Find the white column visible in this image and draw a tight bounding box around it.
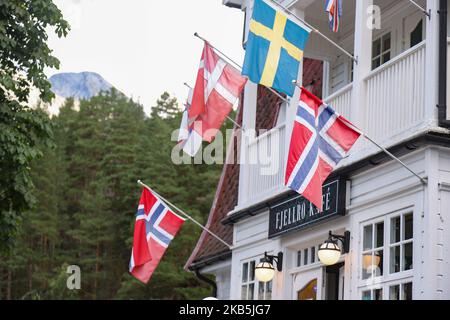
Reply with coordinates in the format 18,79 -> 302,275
351,0 -> 373,131
420,148 -> 441,299
418,0 -> 441,299
424,0 -> 440,123
238,82 -> 258,206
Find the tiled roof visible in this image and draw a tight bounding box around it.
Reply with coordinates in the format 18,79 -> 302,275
185,96 -> 243,270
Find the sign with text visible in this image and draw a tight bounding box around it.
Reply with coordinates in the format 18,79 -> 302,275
268,178 -> 346,239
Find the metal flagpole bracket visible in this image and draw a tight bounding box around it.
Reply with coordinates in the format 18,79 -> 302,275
408,0 -> 431,19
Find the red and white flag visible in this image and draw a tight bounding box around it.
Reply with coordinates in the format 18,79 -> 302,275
285,88 -> 361,210
129,188 -> 185,283
178,88 -> 193,144
181,42 -> 247,156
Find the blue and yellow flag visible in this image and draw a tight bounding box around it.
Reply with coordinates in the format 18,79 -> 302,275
242,0 -> 311,97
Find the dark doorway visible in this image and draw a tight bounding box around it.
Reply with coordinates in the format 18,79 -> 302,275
410,20 -> 423,48
325,262 -> 344,300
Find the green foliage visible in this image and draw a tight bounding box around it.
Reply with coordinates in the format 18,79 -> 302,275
0,0 -> 70,103
0,103 -> 54,250
0,0 -> 69,252
0,91 -> 228,299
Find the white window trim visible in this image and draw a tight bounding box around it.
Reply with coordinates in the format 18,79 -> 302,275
240,256 -> 273,301
357,208 -> 414,300
372,31 -> 393,70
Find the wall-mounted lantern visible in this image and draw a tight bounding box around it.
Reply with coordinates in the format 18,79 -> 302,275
255,252 -> 283,283
318,231 -> 350,266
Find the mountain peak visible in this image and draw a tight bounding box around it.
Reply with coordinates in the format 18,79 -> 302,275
49,72 -> 113,100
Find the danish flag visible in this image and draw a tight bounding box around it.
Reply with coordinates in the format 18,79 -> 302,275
129,188 -> 185,284
181,42 -> 247,156
285,88 -> 361,211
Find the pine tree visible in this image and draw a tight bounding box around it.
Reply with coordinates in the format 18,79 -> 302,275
0,90 -> 230,300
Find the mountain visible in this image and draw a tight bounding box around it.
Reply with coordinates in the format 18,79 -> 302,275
49,72 -> 113,100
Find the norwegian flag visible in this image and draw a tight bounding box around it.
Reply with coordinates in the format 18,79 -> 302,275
181,42 -> 247,156
285,88 -> 360,211
129,188 -> 185,284
325,0 -> 342,33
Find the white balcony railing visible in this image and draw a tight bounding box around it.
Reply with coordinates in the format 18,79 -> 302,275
364,42 -> 426,143
325,83 -> 354,121
241,43 -> 427,208
246,124 -> 286,204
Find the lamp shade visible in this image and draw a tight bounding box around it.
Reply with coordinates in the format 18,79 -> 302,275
362,252 -> 381,270
318,241 -> 341,266
255,261 -> 275,283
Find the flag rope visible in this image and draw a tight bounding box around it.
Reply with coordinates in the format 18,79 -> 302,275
292,81 -> 428,186
194,32 -> 289,104
137,180 -> 233,249
268,0 -> 357,63
183,82 -> 243,129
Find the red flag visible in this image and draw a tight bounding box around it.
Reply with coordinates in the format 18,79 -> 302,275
285,88 -> 360,210
129,188 -> 185,283
181,43 -> 247,156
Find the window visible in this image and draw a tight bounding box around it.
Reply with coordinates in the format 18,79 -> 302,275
296,251 -> 302,267
372,33 -> 391,70
410,20 -> 423,48
295,243 -> 321,268
360,211 -> 414,300
389,213 -> 413,273
298,279 -> 318,300
389,282 -> 413,300
361,221 -> 384,279
310,247 -> 316,264
241,259 -> 272,300
362,288 -> 383,301
241,260 -> 256,300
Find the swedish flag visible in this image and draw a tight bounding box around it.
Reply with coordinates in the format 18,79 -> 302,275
242,0 -> 311,97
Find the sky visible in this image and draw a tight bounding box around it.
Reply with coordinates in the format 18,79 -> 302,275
47,0 -> 245,115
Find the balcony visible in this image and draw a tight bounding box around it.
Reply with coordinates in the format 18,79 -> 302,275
238,42 -> 428,207
234,0 -> 441,210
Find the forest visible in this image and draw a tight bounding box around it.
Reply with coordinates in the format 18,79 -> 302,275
0,89 -> 231,300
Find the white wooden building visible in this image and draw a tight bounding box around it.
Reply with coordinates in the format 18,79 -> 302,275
186,0 -> 450,300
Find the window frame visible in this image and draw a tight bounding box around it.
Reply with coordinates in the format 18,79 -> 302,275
296,244 -> 321,268
240,257 -> 273,301
358,208 -> 415,300
371,32 -> 392,70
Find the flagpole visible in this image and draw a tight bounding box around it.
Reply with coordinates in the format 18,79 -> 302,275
183,82 -> 243,129
356,133 -> 428,185
268,0 -> 358,63
137,180 -> 233,249
408,0 -> 431,18
194,32 -> 289,104
291,81 -> 427,185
